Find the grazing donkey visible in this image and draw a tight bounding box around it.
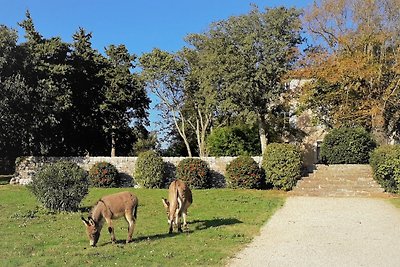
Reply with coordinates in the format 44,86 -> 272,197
162,180 -> 193,234
81,191 -> 138,247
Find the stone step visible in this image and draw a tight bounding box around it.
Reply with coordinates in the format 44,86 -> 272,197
290,164 -> 389,198
288,189 -> 389,198
296,184 -> 383,191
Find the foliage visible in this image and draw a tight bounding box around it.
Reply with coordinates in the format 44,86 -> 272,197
207,125 -> 261,156
176,158 -> 210,189
101,44 -> 150,156
134,150 -> 165,188
0,13 -> 149,158
225,156 -> 264,189
140,49 -> 195,157
1,185 -> 284,267
320,127 -> 376,164
132,131 -> 159,156
298,0 -> 400,144
187,6 -> 303,153
28,161 -> 88,212
262,143 -> 302,191
370,145 -> 400,193
88,161 -> 119,187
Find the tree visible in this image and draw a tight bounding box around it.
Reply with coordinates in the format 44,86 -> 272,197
140,49 -> 195,156
298,0 -> 400,144
0,12 -> 150,159
68,28 -> 108,155
101,44 -> 149,156
186,6 -> 303,153
15,11 -> 74,155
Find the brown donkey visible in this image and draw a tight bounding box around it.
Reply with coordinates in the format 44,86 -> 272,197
81,191 -> 138,246
162,180 -> 193,234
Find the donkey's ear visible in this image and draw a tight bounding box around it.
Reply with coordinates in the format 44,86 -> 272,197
81,216 -> 89,226
162,198 -> 169,208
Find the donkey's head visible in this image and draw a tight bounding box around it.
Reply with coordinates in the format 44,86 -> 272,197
162,198 -> 173,225
81,216 -> 101,247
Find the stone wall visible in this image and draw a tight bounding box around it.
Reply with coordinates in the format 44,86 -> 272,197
11,156 -> 263,187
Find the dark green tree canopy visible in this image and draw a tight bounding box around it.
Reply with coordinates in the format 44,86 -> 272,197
0,12 -> 150,160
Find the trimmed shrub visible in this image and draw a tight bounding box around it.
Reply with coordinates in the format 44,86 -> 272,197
29,161 -> 88,212
370,145 -> 400,193
176,158 -> 210,189
89,161 -> 119,187
320,127 -> 376,164
207,125 -> 261,156
134,150 -> 165,188
225,156 -> 264,189
263,143 -> 302,191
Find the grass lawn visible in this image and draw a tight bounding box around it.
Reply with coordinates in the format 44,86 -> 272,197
0,185 -> 285,267
388,197 -> 400,208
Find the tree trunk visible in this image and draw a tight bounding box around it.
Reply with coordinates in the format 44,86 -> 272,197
258,114 -> 268,154
111,130 -> 116,157
172,114 -> 192,157
371,109 -> 388,145
183,137 -> 193,157
189,109 -> 212,158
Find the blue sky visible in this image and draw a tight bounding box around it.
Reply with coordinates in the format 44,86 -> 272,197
1,0 -> 312,134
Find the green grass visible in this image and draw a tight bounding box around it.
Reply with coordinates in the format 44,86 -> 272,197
0,185 -> 285,266
388,197 -> 400,208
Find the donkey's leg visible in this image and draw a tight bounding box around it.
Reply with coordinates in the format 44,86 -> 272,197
105,218 -> 116,244
176,209 -> 183,233
168,220 -> 173,234
176,198 -> 183,233
182,211 -> 188,229
125,210 -> 136,243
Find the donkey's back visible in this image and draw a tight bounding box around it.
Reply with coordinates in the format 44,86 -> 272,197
101,191 -> 138,219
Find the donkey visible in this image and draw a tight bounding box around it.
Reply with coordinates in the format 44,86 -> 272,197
162,180 -> 193,234
81,191 -> 138,247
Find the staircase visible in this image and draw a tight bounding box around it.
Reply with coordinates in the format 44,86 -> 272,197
290,164 -> 389,198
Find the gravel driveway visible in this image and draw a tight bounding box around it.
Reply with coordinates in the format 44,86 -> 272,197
228,197 -> 400,267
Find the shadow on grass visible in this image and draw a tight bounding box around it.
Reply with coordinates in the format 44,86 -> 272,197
191,218 -> 242,230
99,232 -> 181,246
98,218 -> 242,246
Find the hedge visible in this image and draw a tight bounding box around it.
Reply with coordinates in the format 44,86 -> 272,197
370,145 -> 400,193
262,143 -> 302,191
320,127 -> 376,164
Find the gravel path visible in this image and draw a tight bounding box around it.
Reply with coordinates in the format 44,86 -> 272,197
228,197 -> 400,267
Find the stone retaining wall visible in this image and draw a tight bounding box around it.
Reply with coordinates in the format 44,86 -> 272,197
11,156 -> 263,187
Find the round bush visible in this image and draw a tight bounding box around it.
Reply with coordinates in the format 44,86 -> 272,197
262,143 -> 302,191
89,161 -> 119,187
29,161 -> 89,212
226,156 -> 264,189
134,150 -> 165,188
320,127 -> 376,164
176,158 -> 210,189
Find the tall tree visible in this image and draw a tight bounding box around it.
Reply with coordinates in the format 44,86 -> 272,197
101,44 -> 149,156
69,28 -> 108,155
1,12 -> 150,159
17,11 -> 74,155
299,0 -> 400,144
187,6 -> 303,153
140,48 -> 195,156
